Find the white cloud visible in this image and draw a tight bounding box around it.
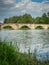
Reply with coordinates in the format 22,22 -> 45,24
14,0 -> 49,15
21,10 -> 27,13
1,0 -> 49,14
42,4 -> 49,10
42,0 -> 49,4
26,2 -> 42,12
15,3 -> 24,8
3,0 -> 16,4
23,0 -> 30,3
14,0 -> 30,8
0,0 -> 49,22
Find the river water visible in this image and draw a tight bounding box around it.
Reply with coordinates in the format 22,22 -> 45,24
0,30 -> 49,60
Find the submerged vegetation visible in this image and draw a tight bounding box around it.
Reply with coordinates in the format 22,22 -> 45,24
0,41 -> 49,65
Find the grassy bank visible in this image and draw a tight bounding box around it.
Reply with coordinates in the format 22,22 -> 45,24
0,41 -> 49,65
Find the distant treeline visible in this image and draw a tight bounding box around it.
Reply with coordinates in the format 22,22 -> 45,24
4,12 -> 49,24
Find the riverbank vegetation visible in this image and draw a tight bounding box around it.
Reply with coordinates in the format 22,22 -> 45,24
4,12 -> 49,24
0,41 -> 49,65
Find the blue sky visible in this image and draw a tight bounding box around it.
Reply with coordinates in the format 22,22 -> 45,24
31,0 -> 43,3
16,0 -> 43,3
0,0 -> 49,23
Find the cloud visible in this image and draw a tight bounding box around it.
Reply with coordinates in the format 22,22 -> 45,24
0,0 -> 15,11
26,2 -> 42,12
3,0 -> 15,4
15,3 -> 24,8
42,0 -> 49,4
14,0 -> 49,16
0,0 -> 49,22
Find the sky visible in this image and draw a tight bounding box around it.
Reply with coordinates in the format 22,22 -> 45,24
0,0 -> 49,23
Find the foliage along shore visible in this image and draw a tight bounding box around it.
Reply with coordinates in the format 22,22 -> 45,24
0,41 -> 49,65
4,12 -> 49,24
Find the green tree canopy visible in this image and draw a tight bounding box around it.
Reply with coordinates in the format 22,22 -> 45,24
4,12 -> 49,24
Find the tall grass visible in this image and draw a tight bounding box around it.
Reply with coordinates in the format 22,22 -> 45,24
0,41 -> 49,65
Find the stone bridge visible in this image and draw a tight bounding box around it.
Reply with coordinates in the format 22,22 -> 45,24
0,24 -> 49,30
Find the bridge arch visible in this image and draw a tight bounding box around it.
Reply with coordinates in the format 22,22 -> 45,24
18,24 -> 31,29
1,24 -> 18,30
35,26 -> 44,29
19,25 -> 30,30
1,24 -> 49,30
3,26 -> 13,30
47,27 -> 49,29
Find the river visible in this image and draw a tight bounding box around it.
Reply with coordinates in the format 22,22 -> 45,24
0,30 -> 49,60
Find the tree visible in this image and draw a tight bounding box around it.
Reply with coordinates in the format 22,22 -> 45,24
35,17 -> 43,24
42,13 -> 48,24
4,18 -> 8,23
47,12 -> 49,17
22,14 -> 33,23
4,12 -> 49,24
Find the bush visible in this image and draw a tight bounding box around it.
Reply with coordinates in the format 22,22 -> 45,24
0,41 -> 20,65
